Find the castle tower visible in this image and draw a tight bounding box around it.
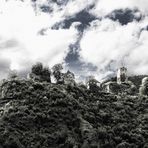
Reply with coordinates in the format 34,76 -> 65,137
117,67 -> 128,84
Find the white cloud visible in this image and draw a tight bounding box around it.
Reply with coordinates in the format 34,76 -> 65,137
91,0 -> 131,17
1,0 -> 148,81
91,0 -> 148,17
64,0 -> 95,16
128,29 -> 148,75
0,0 -> 78,78
80,18 -> 148,80
130,0 -> 148,13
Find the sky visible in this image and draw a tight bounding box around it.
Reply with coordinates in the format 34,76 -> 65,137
0,0 -> 148,81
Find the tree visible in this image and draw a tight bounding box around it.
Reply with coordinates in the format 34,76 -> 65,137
31,62 -> 43,75
41,67 -> 51,83
52,64 -> 63,72
30,62 -> 51,83
52,64 -> 64,84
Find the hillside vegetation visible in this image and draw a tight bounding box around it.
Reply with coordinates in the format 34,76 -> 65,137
0,77 -> 148,148
0,63 -> 147,148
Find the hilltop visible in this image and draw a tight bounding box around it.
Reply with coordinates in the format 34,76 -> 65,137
0,77 -> 148,148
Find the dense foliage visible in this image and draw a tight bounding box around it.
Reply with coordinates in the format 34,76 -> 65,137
0,77 -> 148,148
30,62 -> 51,83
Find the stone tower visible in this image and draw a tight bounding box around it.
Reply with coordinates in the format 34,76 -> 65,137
117,67 -> 128,84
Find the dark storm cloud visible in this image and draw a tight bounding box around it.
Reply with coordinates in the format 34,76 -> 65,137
107,8 -> 142,25
51,10 -> 97,30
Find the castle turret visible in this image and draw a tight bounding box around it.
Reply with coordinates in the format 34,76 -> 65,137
117,67 -> 128,84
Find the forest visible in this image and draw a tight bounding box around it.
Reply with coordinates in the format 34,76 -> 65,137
0,63 -> 148,148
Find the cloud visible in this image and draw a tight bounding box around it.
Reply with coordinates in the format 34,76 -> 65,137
79,17 -> 148,80
0,57 -> 11,79
63,0 -> 96,17
50,0 -> 148,81
107,8 -> 142,25
91,0 -> 148,18
0,0 -> 78,78
128,29 -> 148,75
0,39 -> 19,49
51,10 -> 97,30
1,0 -> 148,81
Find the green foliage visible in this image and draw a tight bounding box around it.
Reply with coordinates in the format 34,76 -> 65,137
41,67 -> 51,83
0,76 -> 148,147
52,63 -> 63,72
52,63 -> 63,84
31,62 -> 43,75
31,62 -> 51,83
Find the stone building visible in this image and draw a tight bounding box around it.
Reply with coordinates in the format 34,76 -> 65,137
139,77 -> 148,95
102,66 -> 136,94
117,67 -> 128,84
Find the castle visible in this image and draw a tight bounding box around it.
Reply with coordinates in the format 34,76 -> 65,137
117,67 -> 128,84
102,66 -> 136,94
